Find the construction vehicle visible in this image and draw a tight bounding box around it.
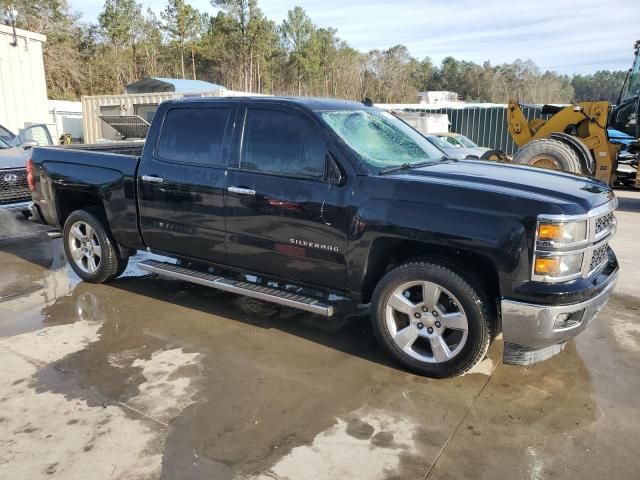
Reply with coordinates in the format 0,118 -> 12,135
507,40 -> 640,188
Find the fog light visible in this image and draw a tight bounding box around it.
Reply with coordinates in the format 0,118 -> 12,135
553,310 -> 584,330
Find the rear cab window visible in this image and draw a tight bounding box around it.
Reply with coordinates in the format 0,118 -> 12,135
157,107 -> 231,166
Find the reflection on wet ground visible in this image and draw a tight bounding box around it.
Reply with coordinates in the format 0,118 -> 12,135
1,224 -> 639,480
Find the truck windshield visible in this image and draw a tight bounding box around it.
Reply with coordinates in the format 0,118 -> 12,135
319,110 -> 444,170
621,49 -> 640,103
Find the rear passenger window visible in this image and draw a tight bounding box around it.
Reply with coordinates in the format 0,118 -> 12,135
157,108 -> 229,166
241,109 -> 325,177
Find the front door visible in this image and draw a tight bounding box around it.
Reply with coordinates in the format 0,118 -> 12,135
138,103 -> 236,264
225,105 -> 351,289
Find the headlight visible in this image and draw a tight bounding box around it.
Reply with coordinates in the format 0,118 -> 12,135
534,252 -> 584,279
537,220 -> 587,246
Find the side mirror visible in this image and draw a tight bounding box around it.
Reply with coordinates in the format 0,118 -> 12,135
325,154 -> 344,185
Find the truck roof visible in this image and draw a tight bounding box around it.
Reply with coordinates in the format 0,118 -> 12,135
163,96 -> 373,112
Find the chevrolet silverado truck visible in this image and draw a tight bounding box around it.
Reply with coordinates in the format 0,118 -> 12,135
28,97 -> 619,378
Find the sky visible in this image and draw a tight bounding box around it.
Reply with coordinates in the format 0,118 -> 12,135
69,0 -> 640,75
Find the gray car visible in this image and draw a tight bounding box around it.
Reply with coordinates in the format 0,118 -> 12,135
0,123 -> 52,213
426,133 -> 498,160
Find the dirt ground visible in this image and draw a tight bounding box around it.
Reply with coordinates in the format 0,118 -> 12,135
0,191 -> 639,480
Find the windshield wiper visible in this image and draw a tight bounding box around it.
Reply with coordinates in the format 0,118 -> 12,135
379,160 -> 437,175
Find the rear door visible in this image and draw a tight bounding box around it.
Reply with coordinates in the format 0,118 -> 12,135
224,104 -> 351,289
138,102 -> 236,264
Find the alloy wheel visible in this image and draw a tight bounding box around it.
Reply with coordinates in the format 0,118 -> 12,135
384,280 -> 469,363
68,221 -> 102,274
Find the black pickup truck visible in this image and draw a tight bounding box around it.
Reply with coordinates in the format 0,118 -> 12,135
28,97 -> 619,378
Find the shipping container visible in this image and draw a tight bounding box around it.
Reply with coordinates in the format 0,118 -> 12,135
82,89 -> 267,144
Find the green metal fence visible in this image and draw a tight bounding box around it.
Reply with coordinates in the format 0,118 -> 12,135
399,105 -> 550,156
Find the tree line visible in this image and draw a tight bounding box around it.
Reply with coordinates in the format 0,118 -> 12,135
1,0 -> 628,105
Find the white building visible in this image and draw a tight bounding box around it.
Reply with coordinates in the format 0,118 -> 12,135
418,91 -> 461,104
0,23 -> 49,133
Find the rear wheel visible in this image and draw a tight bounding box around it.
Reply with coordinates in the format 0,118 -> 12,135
512,138 -> 583,173
371,260 -> 492,378
63,208 -> 125,283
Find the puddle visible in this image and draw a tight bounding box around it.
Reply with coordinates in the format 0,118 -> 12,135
0,320 -> 163,479
243,407 -> 423,480
129,348 -> 202,423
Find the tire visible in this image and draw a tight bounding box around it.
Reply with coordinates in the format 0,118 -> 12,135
370,260 -> 493,378
63,207 -> 125,283
114,254 -> 130,278
512,138 -> 583,173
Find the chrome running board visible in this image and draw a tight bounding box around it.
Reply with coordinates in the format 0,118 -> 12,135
138,259 -> 334,317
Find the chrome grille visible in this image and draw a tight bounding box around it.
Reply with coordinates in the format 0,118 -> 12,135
589,243 -> 609,273
595,212 -> 615,236
0,168 -> 30,205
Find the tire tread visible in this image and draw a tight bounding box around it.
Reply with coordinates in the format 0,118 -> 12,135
512,138 -> 583,173
371,260 -> 493,378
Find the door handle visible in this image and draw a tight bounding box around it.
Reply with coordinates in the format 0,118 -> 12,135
142,175 -> 163,183
228,186 -> 256,196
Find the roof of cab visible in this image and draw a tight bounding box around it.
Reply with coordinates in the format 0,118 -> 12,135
164,96 -> 372,111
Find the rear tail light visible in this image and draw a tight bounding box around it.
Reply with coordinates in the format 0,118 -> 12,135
26,158 -> 35,191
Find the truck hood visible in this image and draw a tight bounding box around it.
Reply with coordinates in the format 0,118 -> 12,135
0,146 -> 30,170
388,159 -> 613,214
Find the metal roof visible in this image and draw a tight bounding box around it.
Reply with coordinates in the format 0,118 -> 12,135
125,77 -> 225,94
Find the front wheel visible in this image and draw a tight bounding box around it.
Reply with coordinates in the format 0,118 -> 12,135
371,261 -> 493,378
63,208 -> 127,283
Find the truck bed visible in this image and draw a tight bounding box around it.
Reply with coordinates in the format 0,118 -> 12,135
53,141 -> 145,157
30,143 -> 143,248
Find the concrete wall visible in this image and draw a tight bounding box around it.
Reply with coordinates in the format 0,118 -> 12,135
0,24 -> 48,133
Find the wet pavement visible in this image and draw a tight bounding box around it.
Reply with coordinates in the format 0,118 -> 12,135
1,192 -> 639,480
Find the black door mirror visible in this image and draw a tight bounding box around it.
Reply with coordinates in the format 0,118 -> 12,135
325,153 -> 344,185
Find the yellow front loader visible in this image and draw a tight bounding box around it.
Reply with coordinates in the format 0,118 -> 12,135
506,40 -> 640,188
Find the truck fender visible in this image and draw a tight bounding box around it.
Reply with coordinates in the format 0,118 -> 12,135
549,132 -> 595,175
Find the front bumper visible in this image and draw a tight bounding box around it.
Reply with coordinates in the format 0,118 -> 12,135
501,270 -> 618,365
0,200 -> 31,213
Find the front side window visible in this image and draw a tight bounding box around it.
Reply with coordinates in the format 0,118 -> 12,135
241,109 -> 325,177
319,110 -> 444,170
157,107 -> 230,166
